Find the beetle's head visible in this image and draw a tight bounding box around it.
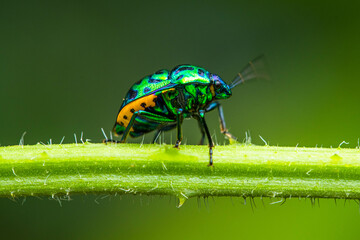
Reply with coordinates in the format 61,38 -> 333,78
211,74 -> 232,99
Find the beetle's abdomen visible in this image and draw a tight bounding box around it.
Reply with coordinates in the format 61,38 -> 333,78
113,94 -> 158,135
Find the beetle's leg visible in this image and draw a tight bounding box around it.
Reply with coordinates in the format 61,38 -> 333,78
206,101 -> 237,142
120,111 -> 140,143
198,110 -> 214,166
121,110 -> 174,143
152,123 -> 177,144
174,109 -> 183,149
103,139 -> 121,144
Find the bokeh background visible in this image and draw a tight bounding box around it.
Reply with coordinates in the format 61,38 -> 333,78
1,0 -> 360,239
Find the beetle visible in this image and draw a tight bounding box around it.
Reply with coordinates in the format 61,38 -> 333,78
105,56 -> 266,166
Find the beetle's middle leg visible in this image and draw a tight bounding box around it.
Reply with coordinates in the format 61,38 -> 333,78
206,101 -> 237,142
198,110 -> 214,166
174,109 -> 183,149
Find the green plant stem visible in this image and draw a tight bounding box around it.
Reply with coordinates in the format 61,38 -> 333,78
1,143 -> 360,206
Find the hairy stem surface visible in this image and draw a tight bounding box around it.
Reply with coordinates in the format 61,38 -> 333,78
1,143 -> 360,206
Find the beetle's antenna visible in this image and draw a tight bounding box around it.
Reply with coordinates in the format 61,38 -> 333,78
230,55 -> 270,89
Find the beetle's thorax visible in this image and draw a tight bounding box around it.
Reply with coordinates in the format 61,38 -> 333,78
161,84 -> 214,117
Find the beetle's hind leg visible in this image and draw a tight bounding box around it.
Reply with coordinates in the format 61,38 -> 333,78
103,139 -> 122,144
102,127 -> 122,144
206,101 -> 237,143
109,110 -> 174,144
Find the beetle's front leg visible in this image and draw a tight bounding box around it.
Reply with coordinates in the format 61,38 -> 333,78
174,108 -> 183,149
206,101 -> 237,143
198,109 -> 214,166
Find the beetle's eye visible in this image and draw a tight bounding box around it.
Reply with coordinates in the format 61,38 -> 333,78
215,80 -> 221,89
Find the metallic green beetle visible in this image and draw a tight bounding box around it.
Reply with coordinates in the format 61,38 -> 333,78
106,56 -> 266,166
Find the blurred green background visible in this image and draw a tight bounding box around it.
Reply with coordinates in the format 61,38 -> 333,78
1,0 -> 360,239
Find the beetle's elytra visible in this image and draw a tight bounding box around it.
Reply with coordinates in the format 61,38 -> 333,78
105,56 -> 266,166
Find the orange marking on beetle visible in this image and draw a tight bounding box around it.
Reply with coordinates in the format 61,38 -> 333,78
210,85 -> 215,97
116,94 -> 158,128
